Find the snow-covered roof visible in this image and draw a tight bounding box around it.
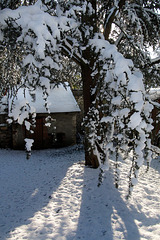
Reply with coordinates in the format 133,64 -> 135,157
0,84 -> 80,115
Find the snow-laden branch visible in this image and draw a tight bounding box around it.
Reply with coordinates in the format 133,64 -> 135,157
0,1 -> 83,69
85,36 -> 153,195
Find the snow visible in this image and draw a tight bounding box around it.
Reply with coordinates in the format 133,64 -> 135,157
128,74 -> 145,92
24,120 -> 31,131
111,96 -> 121,106
7,84 -> 80,117
0,146 -> 160,240
24,138 -> 34,152
128,112 -> 142,129
149,88 -> 160,100
0,84 -> 80,128
130,92 -> 143,103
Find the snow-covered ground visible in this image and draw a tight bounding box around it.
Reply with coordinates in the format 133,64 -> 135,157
0,146 -> 159,240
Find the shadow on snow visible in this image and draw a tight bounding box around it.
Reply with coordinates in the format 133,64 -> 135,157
0,147 -> 159,239
75,166 -> 140,240
0,147 -> 78,239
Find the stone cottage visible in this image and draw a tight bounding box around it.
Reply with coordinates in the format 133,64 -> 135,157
0,84 -> 80,149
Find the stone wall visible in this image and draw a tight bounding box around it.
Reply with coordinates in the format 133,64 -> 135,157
54,112 -> 77,147
0,111 -> 79,149
72,90 -> 84,134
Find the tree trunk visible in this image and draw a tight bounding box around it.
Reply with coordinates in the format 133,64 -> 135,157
80,0 -> 99,168
81,63 -> 99,168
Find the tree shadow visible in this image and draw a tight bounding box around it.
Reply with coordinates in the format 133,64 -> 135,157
0,148 -> 158,239
75,166 -> 140,240
0,148 -> 79,240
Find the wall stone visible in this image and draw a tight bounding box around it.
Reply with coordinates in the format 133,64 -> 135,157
12,124 -> 25,149
53,113 -> 77,147
72,90 -> 84,134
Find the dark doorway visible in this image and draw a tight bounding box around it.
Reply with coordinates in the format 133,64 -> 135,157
25,117 -> 46,149
55,132 -> 66,148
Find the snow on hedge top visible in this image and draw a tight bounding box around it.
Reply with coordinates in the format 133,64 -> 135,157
6,84 -> 80,117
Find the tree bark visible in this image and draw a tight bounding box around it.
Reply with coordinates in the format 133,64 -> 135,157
81,63 -> 99,168
80,0 -> 99,168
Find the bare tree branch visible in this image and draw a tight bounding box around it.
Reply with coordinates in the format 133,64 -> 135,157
115,31 -> 124,46
61,38 -> 86,66
104,0 -> 126,40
